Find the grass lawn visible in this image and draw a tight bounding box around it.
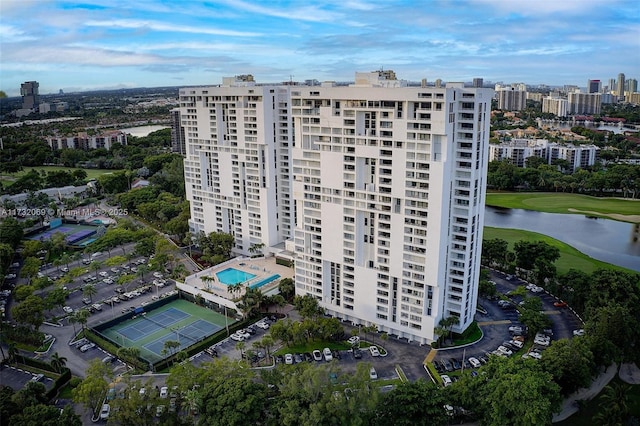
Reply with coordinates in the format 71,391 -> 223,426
557,377 -> 640,426
0,166 -> 122,186
486,192 -> 640,223
483,226 -> 636,275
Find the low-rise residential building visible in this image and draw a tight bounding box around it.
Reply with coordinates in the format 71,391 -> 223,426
46,130 -> 127,150
489,138 -> 599,171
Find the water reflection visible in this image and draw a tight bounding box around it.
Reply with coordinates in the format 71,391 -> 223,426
484,206 -> 640,272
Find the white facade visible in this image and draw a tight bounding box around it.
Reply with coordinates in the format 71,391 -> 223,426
542,97 -> 568,117
489,139 -> 599,171
46,131 -> 127,150
179,78 -> 294,256
291,77 -> 493,343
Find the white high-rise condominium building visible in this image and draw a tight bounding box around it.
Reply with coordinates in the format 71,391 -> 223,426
180,75 -> 294,254
291,72 -> 493,343
181,71 -> 492,344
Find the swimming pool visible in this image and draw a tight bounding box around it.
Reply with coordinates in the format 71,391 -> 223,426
250,274 -> 281,289
216,268 -> 257,285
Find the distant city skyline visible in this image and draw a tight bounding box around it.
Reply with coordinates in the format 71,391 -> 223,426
1,0 -> 639,97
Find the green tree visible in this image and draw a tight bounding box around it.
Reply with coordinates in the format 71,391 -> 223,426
452,356 -> 561,426
11,295 -> 45,330
89,260 -> 102,278
542,337 -> 595,396
21,257 -> 41,284
293,294 -> 325,319
14,285 -> 35,302
44,287 -> 67,312
374,379 -> 449,426
0,218 -> 23,248
278,278 -> 295,301
49,352 -> 67,373
593,382 -> 632,425
82,283 -> 97,303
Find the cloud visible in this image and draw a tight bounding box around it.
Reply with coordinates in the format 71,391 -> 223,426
84,19 -> 262,37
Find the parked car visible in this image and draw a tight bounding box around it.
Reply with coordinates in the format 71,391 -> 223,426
256,321 -> 269,330
497,346 -> 513,356
553,301 -> 567,308
441,375 -> 452,387
369,346 -> 380,357
230,333 -> 244,342
100,404 -> 110,420
347,336 -> 360,346
62,306 -> 73,314
468,357 -> 482,368
79,343 -> 96,352
323,347 -> 333,361
156,405 -> 165,417
284,353 -> 293,365
450,358 -> 461,370
440,359 -> 453,372
369,367 -> 378,380
160,386 -> 168,398
353,349 -> 363,359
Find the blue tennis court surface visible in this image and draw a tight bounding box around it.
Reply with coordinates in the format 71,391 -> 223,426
144,319 -> 221,356
117,307 -> 189,341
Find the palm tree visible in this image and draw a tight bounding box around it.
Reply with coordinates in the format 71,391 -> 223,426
68,313 -> 78,335
90,260 -> 102,278
235,341 -> 245,358
83,283 -> 97,303
7,342 -> 18,365
594,382 -> 631,425
260,335 -> 274,363
75,309 -> 89,331
50,352 -> 67,373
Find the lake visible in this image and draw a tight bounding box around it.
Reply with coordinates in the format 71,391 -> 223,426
119,125 -> 170,137
484,206 -> 640,272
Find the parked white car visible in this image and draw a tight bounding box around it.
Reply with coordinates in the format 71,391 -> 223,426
62,306 -> 73,314
497,346 -> 513,356
160,386 -> 168,398
100,404 -> 110,420
347,336 -> 360,346
441,375 -> 452,387
256,321 -> 269,330
468,357 -> 482,368
323,347 -> 333,361
369,346 -> 380,357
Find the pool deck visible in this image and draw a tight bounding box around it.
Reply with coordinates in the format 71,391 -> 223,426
184,256 -> 294,300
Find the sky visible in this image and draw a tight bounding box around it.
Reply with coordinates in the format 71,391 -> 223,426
1,0 -> 639,96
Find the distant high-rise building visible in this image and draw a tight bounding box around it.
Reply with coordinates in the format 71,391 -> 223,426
497,86 -> 527,111
568,92 -> 601,115
473,78 -> 483,88
587,79 -> 601,93
608,78 -> 617,93
20,81 -> 40,110
617,73 -> 625,98
626,79 -> 638,94
170,108 -> 186,155
542,96 -> 568,117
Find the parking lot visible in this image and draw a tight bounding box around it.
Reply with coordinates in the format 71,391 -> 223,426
431,269 -> 584,379
0,364 -> 55,392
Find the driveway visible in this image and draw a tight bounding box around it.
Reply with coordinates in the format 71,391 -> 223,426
431,269 -> 584,374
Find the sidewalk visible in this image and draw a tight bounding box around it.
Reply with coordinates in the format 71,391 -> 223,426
552,363 -> 618,423
619,362 -> 640,384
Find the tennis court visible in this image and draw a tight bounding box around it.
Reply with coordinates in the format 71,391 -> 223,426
99,299 -> 235,363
